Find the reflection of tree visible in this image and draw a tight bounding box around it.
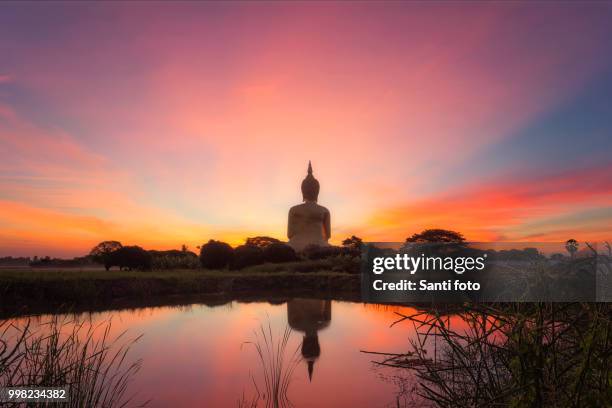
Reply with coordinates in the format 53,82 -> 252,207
364,304 -> 611,407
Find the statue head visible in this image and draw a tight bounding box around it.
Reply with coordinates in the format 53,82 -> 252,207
301,332 -> 321,381
301,161 -> 320,202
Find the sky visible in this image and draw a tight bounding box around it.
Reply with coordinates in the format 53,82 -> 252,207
1,1 -> 611,257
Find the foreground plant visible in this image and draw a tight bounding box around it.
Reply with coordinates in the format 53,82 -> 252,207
0,316 -> 146,407
368,303 -> 611,407
242,322 -> 300,408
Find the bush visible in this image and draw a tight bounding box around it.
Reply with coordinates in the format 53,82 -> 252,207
262,242 -> 297,263
200,240 -> 233,269
230,245 -> 264,270
302,244 -> 346,260
107,246 -> 152,271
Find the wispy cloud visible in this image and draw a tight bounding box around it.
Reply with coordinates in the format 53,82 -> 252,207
1,2 -> 611,255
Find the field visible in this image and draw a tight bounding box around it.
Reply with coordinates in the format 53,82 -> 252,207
0,261 -> 360,317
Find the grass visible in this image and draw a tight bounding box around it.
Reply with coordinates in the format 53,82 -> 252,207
368,303 -> 612,407
0,257 -> 356,280
0,263 -> 360,317
0,316 -> 146,408
241,322 -> 301,408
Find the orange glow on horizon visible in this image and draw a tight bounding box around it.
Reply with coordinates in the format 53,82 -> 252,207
1,2 -> 611,256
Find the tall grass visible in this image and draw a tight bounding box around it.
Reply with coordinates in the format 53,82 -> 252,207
242,322 -> 300,408
0,316 -> 146,407
369,303 -> 611,407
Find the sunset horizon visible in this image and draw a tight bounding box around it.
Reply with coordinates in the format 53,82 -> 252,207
2,2 -> 612,257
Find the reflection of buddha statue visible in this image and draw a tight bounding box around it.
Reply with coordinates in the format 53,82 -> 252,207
287,161 -> 331,252
287,298 -> 332,381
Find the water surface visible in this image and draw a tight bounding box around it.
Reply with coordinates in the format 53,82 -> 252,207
6,299 -> 432,407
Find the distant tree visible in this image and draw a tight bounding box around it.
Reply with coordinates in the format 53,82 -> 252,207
245,236 -> 281,248
565,239 -> 579,259
89,241 -> 123,270
402,229 -> 466,256
405,229 -> 466,243
262,242 -> 297,263
605,241 -> 611,257
200,240 -> 234,269
107,246 -> 151,271
342,235 -> 363,251
181,244 -> 189,252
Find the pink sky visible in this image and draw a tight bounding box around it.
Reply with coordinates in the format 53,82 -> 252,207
1,2 -> 611,256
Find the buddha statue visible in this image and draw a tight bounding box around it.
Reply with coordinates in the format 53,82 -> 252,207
287,298 -> 332,382
287,161 -> 331,252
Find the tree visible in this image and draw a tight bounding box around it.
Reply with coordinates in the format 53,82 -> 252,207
405,229 -> 466,243
402,229 -> 467,256
245,236 -> 281,248
342,235 -> 363,251
107,246 -> 152,271
89,241 -> 123,270
565,239 -> 579,259
230,245 -> 264,270
200,240 -> 234,269
605,241 -> 611,257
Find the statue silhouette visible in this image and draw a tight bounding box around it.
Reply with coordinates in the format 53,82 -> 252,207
287,161 -> 331,251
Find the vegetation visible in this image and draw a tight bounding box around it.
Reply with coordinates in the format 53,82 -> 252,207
149,249 -> 199,269
367,303 -> 612,407
106,246 -> 152,271
231,245 -> 264,270
0,265 -> 360,316
342,235 -> 363,251
405,229 -> 466,244
241,323 -> 300,408
200,240 -> 234,269
89,241 -> 123,270
566,238 -> 579,259
261,242 -> 297,263
244,236 -> 281,248
0,317 -> 145,408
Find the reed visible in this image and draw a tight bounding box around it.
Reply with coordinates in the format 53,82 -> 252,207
0,316 -> 146,407
243,322 -> 300,408
369,303 -> 611,407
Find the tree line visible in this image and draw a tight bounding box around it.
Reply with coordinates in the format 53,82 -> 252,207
2,229 -> 606,270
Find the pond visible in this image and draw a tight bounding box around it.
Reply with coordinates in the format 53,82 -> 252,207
3,299 -> 430,407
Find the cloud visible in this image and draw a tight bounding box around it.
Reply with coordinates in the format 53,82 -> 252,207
359,164 -> 612,242
1,3 -> 612,254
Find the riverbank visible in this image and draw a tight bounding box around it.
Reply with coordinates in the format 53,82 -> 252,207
0,263 -> 361,317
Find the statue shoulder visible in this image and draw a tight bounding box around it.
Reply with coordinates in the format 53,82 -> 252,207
289,204 -> 305,213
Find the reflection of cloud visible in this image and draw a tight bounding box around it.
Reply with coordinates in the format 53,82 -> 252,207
0,74 -> 12,83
